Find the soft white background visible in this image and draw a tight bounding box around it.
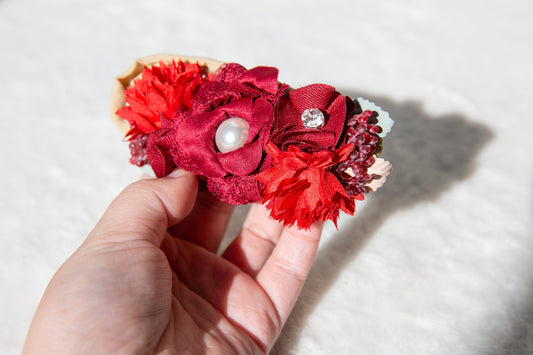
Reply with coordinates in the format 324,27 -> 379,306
1,0 -> 532,354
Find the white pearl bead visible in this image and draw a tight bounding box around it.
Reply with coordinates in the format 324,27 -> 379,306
215,117 -> 249,153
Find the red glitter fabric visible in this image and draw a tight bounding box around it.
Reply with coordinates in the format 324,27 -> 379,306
116,60 -> 207,139
256,142 -> 359,229
270,84 -> 355,152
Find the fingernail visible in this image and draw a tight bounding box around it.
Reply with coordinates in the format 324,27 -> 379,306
168,169 -> 187,178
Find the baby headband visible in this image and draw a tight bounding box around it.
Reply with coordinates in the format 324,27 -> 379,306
110,55 -> 393,229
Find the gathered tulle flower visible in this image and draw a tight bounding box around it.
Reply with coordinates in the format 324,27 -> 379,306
116,60 -> 208,139
270,84 -> 356,152
256,142 -> 360,229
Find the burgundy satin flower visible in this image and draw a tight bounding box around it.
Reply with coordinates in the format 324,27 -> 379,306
173,96 -> 274,204
270,84 -> 356,152
144,64 -> 288,204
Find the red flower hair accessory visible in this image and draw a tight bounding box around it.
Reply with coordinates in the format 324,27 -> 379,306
111,55 -> 394,230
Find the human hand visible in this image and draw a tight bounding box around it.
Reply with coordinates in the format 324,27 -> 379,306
23,170 -> 323,354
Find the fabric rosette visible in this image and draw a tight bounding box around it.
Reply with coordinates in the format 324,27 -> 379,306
173,97 -> 274,204
270,84 -> 356,152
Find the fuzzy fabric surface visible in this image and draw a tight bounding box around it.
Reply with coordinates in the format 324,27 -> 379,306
1,0 -> 532,354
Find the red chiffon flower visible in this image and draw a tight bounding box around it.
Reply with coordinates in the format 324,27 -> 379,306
116,60 -> 208,139
172,97 -> 274,204
256,142 -> 361,229
270,84 -> 356,152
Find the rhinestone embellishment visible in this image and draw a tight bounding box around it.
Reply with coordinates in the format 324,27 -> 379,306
301,108 -> 325,128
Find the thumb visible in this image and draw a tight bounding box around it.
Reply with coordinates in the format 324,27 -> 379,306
86,170 -> 198,247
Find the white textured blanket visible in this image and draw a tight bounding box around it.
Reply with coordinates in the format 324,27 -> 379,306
1,0 -> 532,353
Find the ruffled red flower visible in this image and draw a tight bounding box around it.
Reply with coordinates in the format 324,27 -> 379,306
256,142 -> 361,229
270,84 -> 356,152
116,60 -> 208,139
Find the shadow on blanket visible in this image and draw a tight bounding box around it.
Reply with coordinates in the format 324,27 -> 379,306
271,93 -> 494,353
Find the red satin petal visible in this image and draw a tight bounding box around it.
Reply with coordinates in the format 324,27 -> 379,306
289,84 -> 338,113
177,110 -> 227,177
215,96 -> 253,119
217,138 -> 264,176
146,134 -> 175,178
247,98 -> 273,142
272,95 -> 299,132
322,94 -> 347,147
238,66 -> 280,94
